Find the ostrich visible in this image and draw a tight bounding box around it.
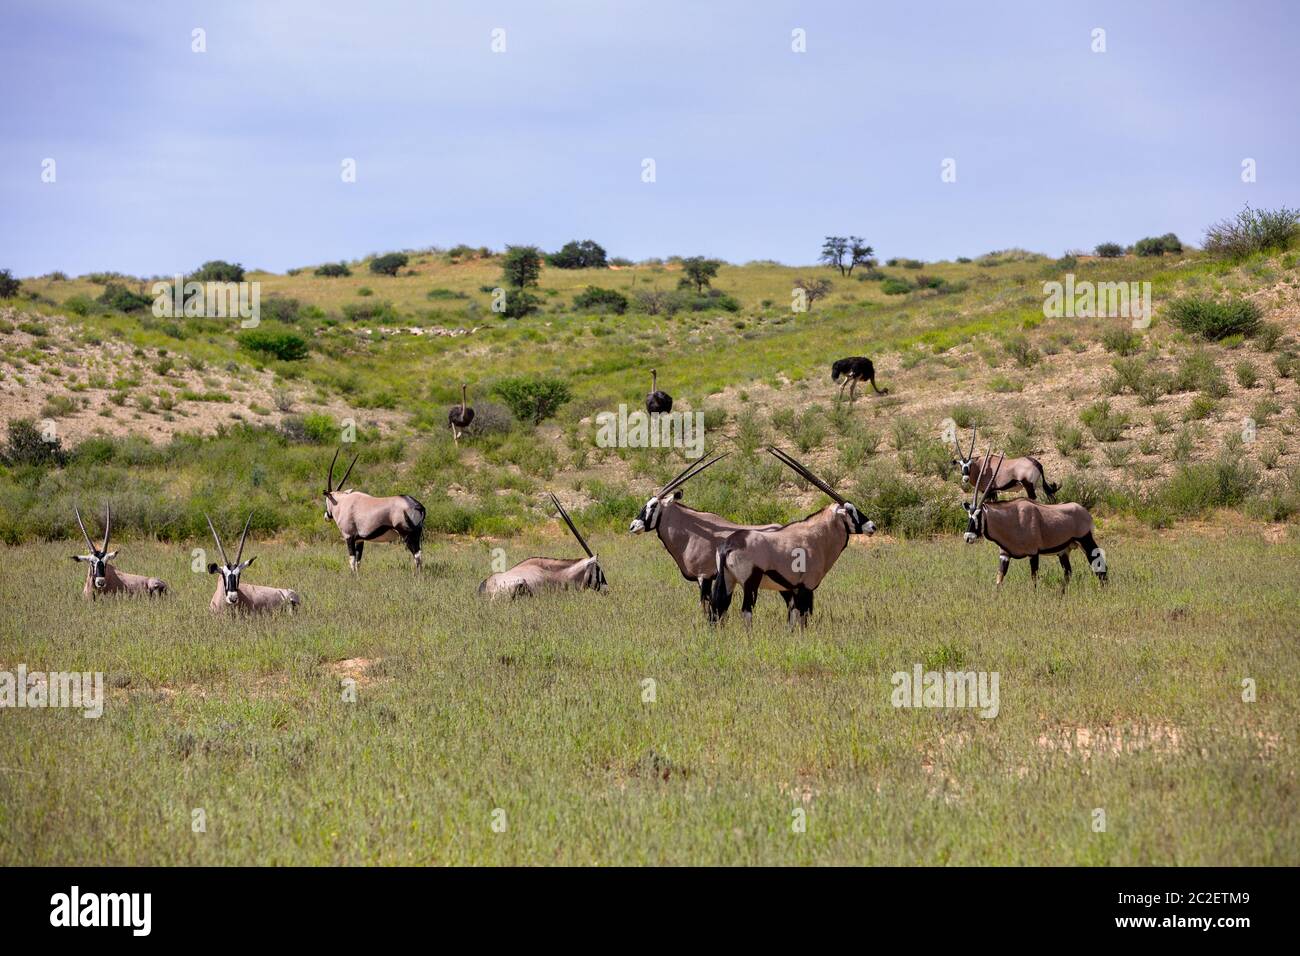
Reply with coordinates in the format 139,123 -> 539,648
645,369 -> 673,414
448,383 -> 475,444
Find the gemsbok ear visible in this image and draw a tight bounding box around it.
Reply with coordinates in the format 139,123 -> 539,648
241,556 -> 257,568
672,490 -> 683,500
207,563 -> 219,574
71,554 -> 86,562
106,550 -> 119,559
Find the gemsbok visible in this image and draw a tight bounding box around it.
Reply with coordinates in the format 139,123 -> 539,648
831,356 -> 888,401
962,450 -> 1107,589
645,368 -> 673,414
951,427 -> 1059,502
478,493 -> 608,598
70,504 -> 168,598
322,448 -> 427,571
206,512 -> 301,613
710,447 -> 875,627
629,453 -> 782,616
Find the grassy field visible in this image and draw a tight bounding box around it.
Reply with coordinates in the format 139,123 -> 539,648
2,525 -> 1295,865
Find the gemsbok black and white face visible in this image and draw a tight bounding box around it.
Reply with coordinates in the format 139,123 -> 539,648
70,505 -> 118,589
952,425 -> 978,484
629,489 -> 682,534
206,513 -> 256,606
836,501 -> 876,536
962,450 -> 1003,543
322,447 -> 358,520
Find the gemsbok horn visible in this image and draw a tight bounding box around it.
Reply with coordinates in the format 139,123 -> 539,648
952,426 -> 1059,502
710,447 -> 875,627
70,504 -> 168,598
206,512 -> 301,613
628,453 -> 782,616
478,493 -> 608,599
323,448 -> 427,571
962,449 -> 1106,589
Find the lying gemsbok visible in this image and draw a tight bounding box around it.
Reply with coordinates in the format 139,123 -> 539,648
628,453 -> 781,616
206,512 -> 301,614
322,448 -> 426,571
951,426 -> 1059,502
962,450 -> 1107,589
710,447 -> 875,627
70,504 -> 168,598
478,493 -> 608,598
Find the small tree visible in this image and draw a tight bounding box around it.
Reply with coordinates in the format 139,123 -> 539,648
820,237 -> 848,275
1094,242 -> 1124,258
847,237 -> 875,276
4,418 -> 66,467
678,256 -> 721,294
501,290 -> 542,319
795,277 -> 832,312
0,269 -> 21,298
314,262 -> 351,277
369,253 -> 409,276
548,240 -> 608,269
192,260 -> 245,282
501,245 -> 543,289
492,376 -> 572,425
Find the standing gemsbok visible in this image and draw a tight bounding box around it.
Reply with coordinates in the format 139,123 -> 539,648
70,504 -> 168,598
322,448 -> 426,571
951,426 -> 1059,502
206,512 -> 300,613
629,453 -> 782,616
478,493 -> 608,598
710,447 -> 875,627
962,450 -> 1107,589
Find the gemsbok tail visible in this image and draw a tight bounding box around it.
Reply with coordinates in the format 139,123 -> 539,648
1028,457 -> 1059,499
709,545 -> 734,620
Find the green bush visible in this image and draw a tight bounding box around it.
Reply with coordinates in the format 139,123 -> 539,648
97,283 -> 153,313
314,262 -> 351,277
4,419 -> 67,467
0,269 -> 21,298
492,376 -> 572,425
548,240 -> 607,270
1203,204 -> 1300,259
1094,242 -> 1124,258
1166,295 -> 1261,340
191,260 -> 245,282
1080,400 -> 1128,442
369,253 -> 409,276
237,328 -> 309,361
880,278 -> 912,295
572,286 -> 629,315
1134,233 -> 1182,257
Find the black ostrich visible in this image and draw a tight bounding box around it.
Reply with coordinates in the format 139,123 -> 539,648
645,368 -> 673,414
830,357 -> 888,402
448,383 -> 475,444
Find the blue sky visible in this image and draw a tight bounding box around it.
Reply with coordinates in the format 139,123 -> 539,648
2,0 -> 1296,275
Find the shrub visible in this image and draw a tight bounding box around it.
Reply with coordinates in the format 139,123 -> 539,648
548,240 -> 608,270
1234,360 -> 1259,389
465,400 -> 515,436
314,262 -> 351,277
4,418 -> 66,466
342,300 -> 398,322
1169,350 -> 1227,396
1255,322 -> 1284,352
1094,242 -> 1123,258
0,269 -> 21,298
1080,400 -> 1128,442
492,376 -> 572,425
1134,234 -> 1181,257
1102,327 -> 1142,356
880,278 -> 912,295
259,296 -> 301,324
1166,295 -> 1261,340
63,294 -> 94,316
501,290 -> 543,319
369,253 -> 409,276
1159,456 -> 1258,517
426,288 -> 468,301
1203,204 -> 1300,259
237,328 -> 309,361
1002,334 -> 1039,368
97,283 -> 153,313
191,260 -> 245,282
572,286 -> 629,315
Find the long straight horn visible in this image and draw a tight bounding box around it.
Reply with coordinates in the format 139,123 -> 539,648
102,503 -> 111,551
967,426 -> 977,460
549,493 -> 593,558
74,505 -> 96,552
657,452 -> 729,497
336,454 -> 358,491
767,446 -> 846,504
326,447 -> 341,493
970,446 -> 989,509
234,511 -> 254,565
205,514 -> 230,567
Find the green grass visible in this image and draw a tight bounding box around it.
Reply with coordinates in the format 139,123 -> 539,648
1,529 -> 1295,865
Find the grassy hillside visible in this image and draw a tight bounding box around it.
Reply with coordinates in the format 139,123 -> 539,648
2,241 -> 1299,545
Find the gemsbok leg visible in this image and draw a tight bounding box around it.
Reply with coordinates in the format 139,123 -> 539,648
1079,532 -> 1107,584
1058,552 -> 1073,591
1029,554 -> 1039,587
404,524 -> 423,570
996,553 -> 1010,587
